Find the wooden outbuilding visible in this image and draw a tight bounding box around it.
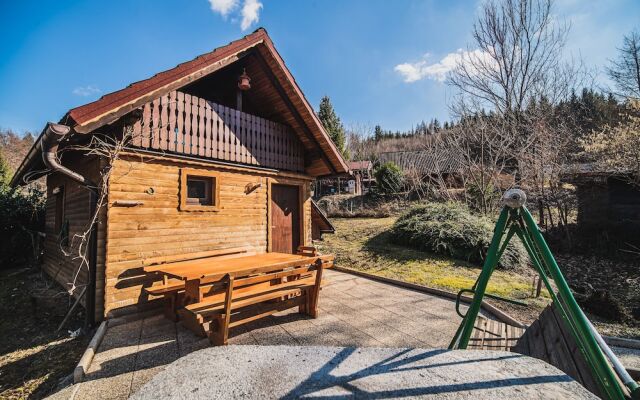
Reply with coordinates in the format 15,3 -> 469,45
314,160 -> 373,197
10,28 -> 348,323
378,149 -> 464,188
562,168 -> 640,254
564,170 -> 640,228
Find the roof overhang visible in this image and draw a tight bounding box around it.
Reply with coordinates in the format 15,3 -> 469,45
12,28 -> 348,185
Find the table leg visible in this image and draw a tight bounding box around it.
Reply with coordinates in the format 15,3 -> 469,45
184,279 -> 202,304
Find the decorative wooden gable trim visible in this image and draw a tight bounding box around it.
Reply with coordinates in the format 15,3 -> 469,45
64,28 -> 348,176
129,91 -> 305,172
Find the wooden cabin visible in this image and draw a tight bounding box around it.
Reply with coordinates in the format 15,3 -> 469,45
314,161 -> 373,197
10,28 -> 349,323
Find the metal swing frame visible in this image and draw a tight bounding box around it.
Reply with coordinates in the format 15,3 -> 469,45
448,189 -> 639,400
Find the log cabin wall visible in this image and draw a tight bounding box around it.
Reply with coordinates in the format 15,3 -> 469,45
43,156 -> 107,322
103,153 -> 312,318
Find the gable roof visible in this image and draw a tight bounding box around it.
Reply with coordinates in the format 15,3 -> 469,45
66,30 -> 264,130
348,160 -> 372,171
378,149 -> 463,174
12,28 -> 348,185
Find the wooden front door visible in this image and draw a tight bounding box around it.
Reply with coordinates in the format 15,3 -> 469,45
271,184 -> 300,254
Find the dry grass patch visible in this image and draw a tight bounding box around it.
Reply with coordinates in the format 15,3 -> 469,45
316,217 -> 546,307
317,216 -> 638,338
0,268 -> 88,399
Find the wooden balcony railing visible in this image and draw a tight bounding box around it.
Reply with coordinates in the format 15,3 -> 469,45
129,91 -> 304,172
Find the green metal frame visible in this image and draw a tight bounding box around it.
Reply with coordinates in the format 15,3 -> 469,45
448,204 -> 639,400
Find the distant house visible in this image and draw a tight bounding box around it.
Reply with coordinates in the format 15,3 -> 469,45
313,160 -> 373,197
378,149 -> 463,187
10,28 -> 348,323
348,160 -> 374,195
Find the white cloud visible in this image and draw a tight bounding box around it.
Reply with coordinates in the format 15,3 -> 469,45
207,0 -> 261,31
208,0 -> 238,17
72,85 -> 101,97
395,49 -> 494,83
240,0 -> 262,31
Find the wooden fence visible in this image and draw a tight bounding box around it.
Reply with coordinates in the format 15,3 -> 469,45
130,91 -> 304,172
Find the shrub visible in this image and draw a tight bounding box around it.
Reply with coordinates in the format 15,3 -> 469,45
0,184 -> 46,269
374,162 -> 404,194
390,202 -> 528,270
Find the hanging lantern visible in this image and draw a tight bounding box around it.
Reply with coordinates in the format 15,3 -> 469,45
238,68 -> 251,91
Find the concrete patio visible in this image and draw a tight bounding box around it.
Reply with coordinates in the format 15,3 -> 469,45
50,270 -> 483,399
132,345 -> 597,399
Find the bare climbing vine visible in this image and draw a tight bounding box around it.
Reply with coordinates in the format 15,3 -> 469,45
58,128 -> 132,295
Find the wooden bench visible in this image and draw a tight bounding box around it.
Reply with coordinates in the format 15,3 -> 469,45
179,255 -> 334,345
144,247 -> 250,320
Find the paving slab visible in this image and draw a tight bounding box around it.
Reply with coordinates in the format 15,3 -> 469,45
46,270 -> 633,399
131,345 -> 598,399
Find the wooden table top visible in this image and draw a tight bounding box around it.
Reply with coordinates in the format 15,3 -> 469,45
143,252 -> 315,281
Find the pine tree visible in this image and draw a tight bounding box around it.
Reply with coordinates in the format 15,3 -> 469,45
374,125 -> 384,142
433,118 -> 441,132
318,96 -> 349,159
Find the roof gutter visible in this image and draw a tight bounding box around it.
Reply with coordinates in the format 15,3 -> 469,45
41,122 -> 99,329
41,123 -> 93,186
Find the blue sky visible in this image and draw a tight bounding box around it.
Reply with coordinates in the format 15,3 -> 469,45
1,0 -> 638,135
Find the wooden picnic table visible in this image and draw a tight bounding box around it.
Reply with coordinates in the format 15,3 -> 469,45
143,252 -> 322,304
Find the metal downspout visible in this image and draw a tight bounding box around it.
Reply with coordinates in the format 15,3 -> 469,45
41,122 -> 99,328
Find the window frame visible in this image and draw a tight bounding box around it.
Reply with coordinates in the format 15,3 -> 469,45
179,168 -> 220,212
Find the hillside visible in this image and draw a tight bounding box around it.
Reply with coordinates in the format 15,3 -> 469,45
0,129 -> 35,177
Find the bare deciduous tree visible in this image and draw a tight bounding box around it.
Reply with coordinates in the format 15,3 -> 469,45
607,30 -> 640,99
441,107 -> 516,214
442,0 -> 585,222
580,99 -> 640,188
448,0 -> 570,116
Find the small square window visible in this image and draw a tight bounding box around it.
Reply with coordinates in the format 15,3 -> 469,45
187,176 -> 213,206
180,169 -> 220,211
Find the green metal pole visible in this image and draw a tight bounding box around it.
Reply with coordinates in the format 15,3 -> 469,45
470,224 -> 517,293
516,219 -> 551,277
492,224 -> 518,271
515,225 -> 614,398
514,227 -> 555,300
452,207 -> 510,350
516,224 -> 605,375
520,206 -> 628,400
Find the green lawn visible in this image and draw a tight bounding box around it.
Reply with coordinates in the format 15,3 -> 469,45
316,217 -> 550,323
316,216 -> 640,338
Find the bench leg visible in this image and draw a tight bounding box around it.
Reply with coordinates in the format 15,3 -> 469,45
208,315 -> 228,346
180,312 -> 207,337
298,290 -> 308,315
209,274 -> 234,346
307,260 -> 324,319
